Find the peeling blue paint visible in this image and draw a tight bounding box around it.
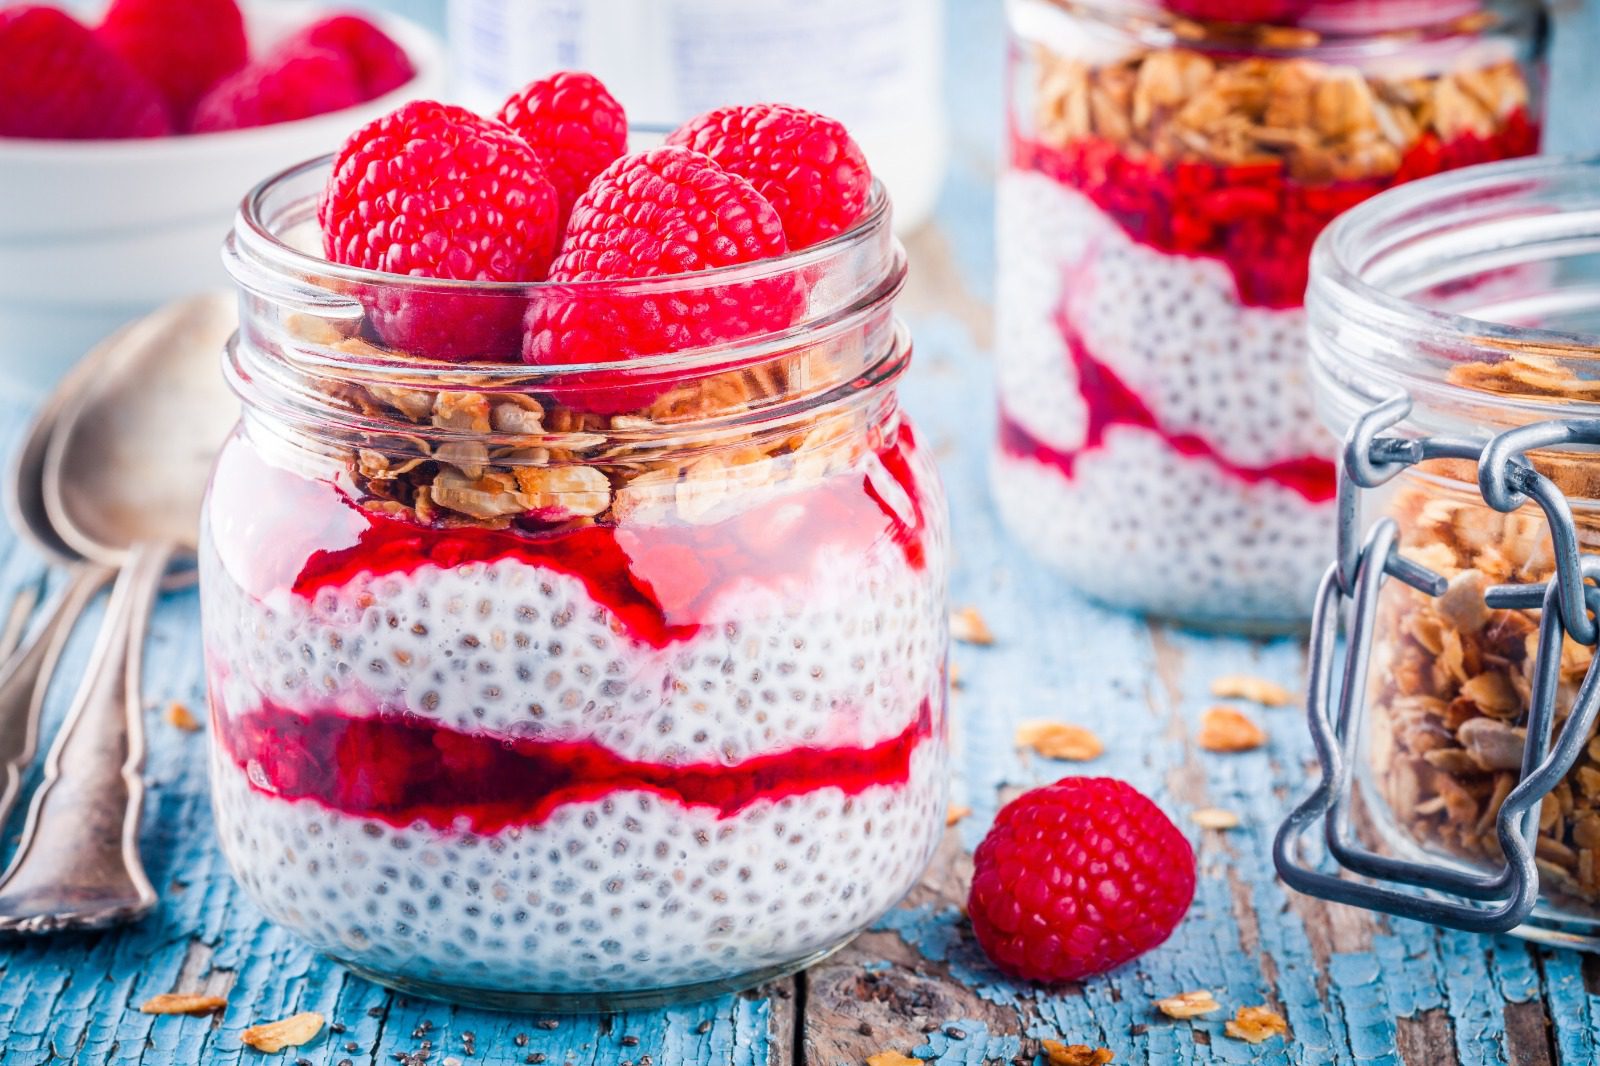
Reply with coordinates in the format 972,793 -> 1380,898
873,905 -> 1023,1008
919,1020 -> 1020,1066
5,2 -> 1600,1063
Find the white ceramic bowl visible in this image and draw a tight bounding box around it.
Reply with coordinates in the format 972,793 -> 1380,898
0,2 -> 446,400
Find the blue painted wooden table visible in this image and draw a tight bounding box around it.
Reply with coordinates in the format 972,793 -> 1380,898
8,2 -> 1600,1064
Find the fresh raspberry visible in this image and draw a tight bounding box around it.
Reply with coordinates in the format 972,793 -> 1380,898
665,103 -> 871,249
98,0 -> 247,122
190,45 -> 362,133
320,100 -> 562,362
496,71 -> 628,224
525,146 -> 795,413
0,6 -> 171,139
547,147 -> 787,279
285,14 -> 415,101
968,778 -> 1196,983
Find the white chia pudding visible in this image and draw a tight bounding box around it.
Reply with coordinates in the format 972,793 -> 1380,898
992,171 -> 1334,626
201,430 -> 949,1002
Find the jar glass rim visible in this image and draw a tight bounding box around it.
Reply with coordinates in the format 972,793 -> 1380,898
1313,154 -> 1600,360
230,152 -> 894,299
1308,154 -> 1600,429
1009,0 -> 1543,57
223,145 -> 912,447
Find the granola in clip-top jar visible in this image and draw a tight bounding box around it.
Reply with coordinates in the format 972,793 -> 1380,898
994,0 -> 1545,631
205,81 -> 949,1010
1277,157 -> 1600,945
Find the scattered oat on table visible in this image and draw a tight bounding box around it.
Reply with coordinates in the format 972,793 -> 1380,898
1015,720 -> 1103,761
1154,989 -> 1221,1019
164,701 -> 200,732
1041,1040 -> 1114,1066
1209,674 -> 1293,707
945,804 -> 972,827
241,1012 -> 324,1053
1197,707 -> 1267,753
139,992 -> 227,1016
949,606 -> 994,645
866,1052 -> 921,1066
1224,1005 -> 1289,1044
1190,807 -> 1240,830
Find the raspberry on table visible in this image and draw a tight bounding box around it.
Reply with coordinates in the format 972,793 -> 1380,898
0,5 -> 171,139
286,14 -> 415,101
525,145 -> 795,412
319,100 -> 562,362
666,103 -> 872,249
497,71 -> 628,225
967,777 -> 1196,983
190,45 -> 362,133
97,0 -> 247,123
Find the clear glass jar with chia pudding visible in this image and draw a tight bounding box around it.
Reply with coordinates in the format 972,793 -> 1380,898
1299,156 -> 1600,945
206,155 -> 950,1008
994,0 -> 1545,631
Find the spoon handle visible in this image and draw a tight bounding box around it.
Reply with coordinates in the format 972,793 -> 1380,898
0,544 -> 169,933
0,585 -> 37,658
0,562 -> 115,832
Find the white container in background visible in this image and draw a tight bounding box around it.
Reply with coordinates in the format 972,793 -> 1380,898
0,3 -> 446,402
447,0 -> 947,235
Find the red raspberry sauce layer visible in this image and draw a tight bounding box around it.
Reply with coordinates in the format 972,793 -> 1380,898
1011,109 -> 1539,309
212,696 -> 938,834
999,296 -> 1337,502
209,422 -> 929,650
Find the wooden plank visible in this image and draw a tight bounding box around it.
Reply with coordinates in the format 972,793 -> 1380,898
8,2 -> 1600,1062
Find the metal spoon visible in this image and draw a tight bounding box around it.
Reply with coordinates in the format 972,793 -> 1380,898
0,294 -> 237,933
0,323 -> 136,845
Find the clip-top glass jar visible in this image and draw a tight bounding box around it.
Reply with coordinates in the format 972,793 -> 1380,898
206,155 -> 950,1008
1277,157 -> 1600,946
995,0 -> 1545,631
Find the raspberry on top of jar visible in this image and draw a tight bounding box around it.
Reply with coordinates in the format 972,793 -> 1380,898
207,74 -> 948,1001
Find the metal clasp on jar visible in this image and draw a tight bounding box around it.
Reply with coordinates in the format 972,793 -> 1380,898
1274,394 -> 1600,933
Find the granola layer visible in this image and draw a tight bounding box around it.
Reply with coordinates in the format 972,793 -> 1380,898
1020,23 -> 1537,306
1371,474 -> 1600,906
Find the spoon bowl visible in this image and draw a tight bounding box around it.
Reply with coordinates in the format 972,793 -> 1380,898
42,294 -> 239,565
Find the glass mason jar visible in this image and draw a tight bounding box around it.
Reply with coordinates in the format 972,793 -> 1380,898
1289,157 -> 1600,945
994,0 -> 1545,631
206,156 -> 950,1008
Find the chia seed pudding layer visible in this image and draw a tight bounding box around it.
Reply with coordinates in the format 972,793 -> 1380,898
201,426 -> 949,996
993,169 -> 1336,623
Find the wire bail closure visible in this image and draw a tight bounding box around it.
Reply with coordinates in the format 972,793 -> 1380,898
1274,395 -> 1600,933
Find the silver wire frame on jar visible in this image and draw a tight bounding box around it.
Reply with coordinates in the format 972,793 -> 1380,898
1275,392 -> 1600,933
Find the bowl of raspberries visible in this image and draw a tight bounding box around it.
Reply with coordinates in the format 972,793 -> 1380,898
0,0 -> 444,397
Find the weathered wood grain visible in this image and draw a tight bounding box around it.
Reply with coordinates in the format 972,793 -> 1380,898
7,1 -> 1600,1062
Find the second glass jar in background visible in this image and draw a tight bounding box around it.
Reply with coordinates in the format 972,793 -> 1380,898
994,0 -> 1545,631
